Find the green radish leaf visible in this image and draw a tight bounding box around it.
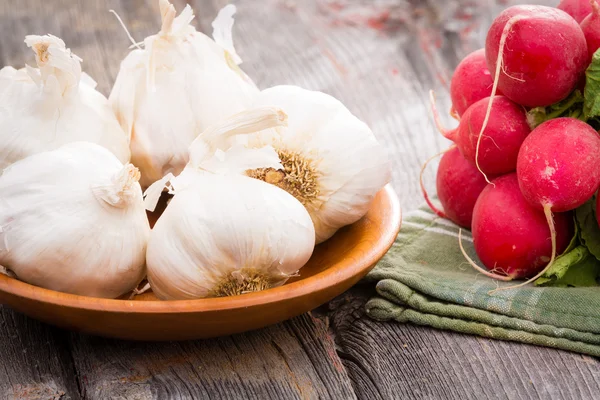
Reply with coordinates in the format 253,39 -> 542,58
575,197 -> 600,261
527,90 -> 584,129
535,245 -> 588,286
583,48 -> 600,120
535,247 -> 600,287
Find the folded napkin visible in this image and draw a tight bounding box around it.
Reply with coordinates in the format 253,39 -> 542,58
364,206 -> 600,356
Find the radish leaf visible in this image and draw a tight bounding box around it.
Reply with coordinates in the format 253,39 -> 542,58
535,247 -> 599,287
583,48 -> 600,120
576,197 -> 600,261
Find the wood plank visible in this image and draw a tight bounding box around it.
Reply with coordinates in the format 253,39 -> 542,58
0,306 -> 80,400
69,313 -> 356,400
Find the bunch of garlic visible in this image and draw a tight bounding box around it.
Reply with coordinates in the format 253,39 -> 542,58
0,141 -> 150,299
0,34 -> 130,170
241,85 -> 392,243
144,107 -> 316,300
109,0 -> 259,188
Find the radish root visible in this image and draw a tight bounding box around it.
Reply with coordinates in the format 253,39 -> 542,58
475,15 -> 524,185
450,107 -> 460,121
429,90 -> 455,139
459,229 -> 514,281
419,146 -> 457,219
592,0 -> 600,16
488,203 -> 557,294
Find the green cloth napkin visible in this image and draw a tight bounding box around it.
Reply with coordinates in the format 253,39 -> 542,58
364,205 -> 600,356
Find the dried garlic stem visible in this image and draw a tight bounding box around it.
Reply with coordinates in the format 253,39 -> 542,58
247,149 -> 321,209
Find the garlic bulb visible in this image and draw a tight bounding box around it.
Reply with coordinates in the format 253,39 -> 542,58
0,34 -> 130,170
244,85 -> 392,243
147,173 -> 315,300
0,142 -> 150,299
144,107 -> 315,300
109,0 -> 259,188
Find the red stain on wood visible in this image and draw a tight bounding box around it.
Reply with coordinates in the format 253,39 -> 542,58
320,1 -> 405,33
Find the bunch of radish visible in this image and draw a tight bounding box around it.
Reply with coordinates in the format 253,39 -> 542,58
424,1 -> 600,289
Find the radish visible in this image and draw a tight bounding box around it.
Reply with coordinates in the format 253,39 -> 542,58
450,48 -> 500,117
581,0 -> 600,63
517,118 -> 600,213
485,5 -> 588,108
431,93 -> 530,177
435,146 -> 489,229
498,117 -> 600,290
466,174 -> 573,280
558,0 -> 594,23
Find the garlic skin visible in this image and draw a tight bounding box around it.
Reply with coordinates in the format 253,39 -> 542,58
144,106 -> 314,300
245,85 -> 392,244
0,35 -> 130,170
146,172 -> 315,300
109,0 -> 259,188
0,142 -> 150,299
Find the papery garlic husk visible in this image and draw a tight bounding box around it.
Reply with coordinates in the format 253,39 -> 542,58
0,142 -> 150,299
109,0 -> 259,188
144,107 -> 316,300
243,85 -> 392,244
0,34 -> 130,170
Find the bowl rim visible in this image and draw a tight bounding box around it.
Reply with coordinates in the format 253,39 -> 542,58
0,185 -> 401,314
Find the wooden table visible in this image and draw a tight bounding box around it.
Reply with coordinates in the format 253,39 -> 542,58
1,0 -> 599,399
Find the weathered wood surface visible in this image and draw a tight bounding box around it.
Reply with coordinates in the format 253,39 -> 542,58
69,313 -> 355,399
0,0 -> 599,399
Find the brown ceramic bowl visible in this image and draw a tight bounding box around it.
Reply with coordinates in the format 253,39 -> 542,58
0,185 -> 401,341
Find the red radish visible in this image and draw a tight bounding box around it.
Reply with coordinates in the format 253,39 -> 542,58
450,48 -> 500,117
517,118 -> 600,213
468,174 -> 573,279
558,0 -> 594,23
431,93 -> 530,177
494,117 -> 600,291
436,147 -> 490,229
580,0 -> 600,63
485,5 -> 588,108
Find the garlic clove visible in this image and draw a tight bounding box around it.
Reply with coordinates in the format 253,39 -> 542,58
0,142 -> 149,299
0,34 -> 131,170
109,1 -> 259,188
146,173 -> 315,300
145,106 -> 316,300
246,85 -> 392,243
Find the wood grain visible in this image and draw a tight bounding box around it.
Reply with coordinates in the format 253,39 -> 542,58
0,306 -> 80,400
1,0 -> 600,399
69,313 -> 356,400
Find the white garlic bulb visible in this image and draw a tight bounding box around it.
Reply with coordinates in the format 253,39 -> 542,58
147,173 -> 315,300
244,85 -> 392,243
144,107 -> 315,300
109,0 -> 259,188
0,142 -> 150,299
0,34 -> 130,170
